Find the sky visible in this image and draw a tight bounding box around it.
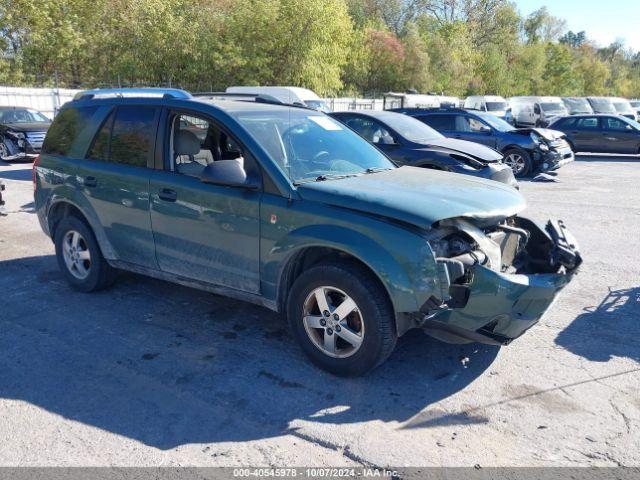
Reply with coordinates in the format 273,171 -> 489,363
514,0 -> 640,52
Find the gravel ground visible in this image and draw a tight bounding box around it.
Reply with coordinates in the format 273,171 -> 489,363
0,156 -> 638,467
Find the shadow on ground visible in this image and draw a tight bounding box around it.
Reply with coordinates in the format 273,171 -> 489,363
555,287 -> 640,363
0,167 -> 32,181
0,254 -> 499,450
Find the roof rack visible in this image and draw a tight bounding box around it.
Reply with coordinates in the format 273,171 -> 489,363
193,92 -> 312,110
73,88 -> 192,101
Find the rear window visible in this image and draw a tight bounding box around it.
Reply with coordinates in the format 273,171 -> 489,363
85,106 -> 158,167
42,106 -> 98,156
416,114 -> 455,131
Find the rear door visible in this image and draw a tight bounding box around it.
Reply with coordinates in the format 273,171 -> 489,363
149,109 -> 262,293
80,104 -> 160,268
600,116 -> 639,154
570,116 -> 601,152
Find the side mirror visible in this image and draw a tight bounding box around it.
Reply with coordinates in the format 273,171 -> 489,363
534,105 -> 541,114
480,125 -> 492,134
200,160 -> 258,189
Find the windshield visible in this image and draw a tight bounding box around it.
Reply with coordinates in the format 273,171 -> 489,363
630,101 -> 640,108
620,116 -> 640,130
475,111 -> 514,131
589,99 -> 616,113
540,103 -> 566,113
234,109 -> 395,184
0,108 -> 49,123
380,113 -> 444,143
613,102 -> 634,113
563,98 -> 591,113
485,102 -> 508,112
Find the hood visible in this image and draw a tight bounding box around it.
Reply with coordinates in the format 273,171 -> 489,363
424,138 -> 502,162
509,127 -> 565,141
296,166 -> 525,230
3,122 -> 51,132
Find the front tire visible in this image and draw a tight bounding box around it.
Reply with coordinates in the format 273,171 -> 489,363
287,262 -> 397,376
54,216 -> 116,292
503,148 -> 532,178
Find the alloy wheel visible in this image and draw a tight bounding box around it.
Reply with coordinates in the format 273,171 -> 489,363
62,230 -> 92,280
302,286 -> 364,358
505,153 -> 526,175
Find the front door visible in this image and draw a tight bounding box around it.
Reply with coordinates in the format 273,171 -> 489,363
600,116 -> 639,154
149,111 -> 262,293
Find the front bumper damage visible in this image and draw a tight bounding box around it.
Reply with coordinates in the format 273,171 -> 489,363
421,217 -> 581,345
536,146 -> 575,173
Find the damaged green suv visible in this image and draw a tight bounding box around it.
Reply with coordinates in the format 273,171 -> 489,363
35,89 -> 581,376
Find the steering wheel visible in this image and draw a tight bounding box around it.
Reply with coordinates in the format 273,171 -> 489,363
313,151 -> 331,162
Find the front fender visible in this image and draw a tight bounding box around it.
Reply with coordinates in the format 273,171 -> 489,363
267,223 -> 439,315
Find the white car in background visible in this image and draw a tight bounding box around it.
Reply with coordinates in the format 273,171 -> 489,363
225,86 -> 330,112
509,96 -> 568,128
464,95 -> 509,119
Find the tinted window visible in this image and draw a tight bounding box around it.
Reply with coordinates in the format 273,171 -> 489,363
86,112 -> 114,161
576,117 -> 599,129
42,106 -> 98,156
417,114 -> 455,131
110,106 -> 158,167
552,117 -> 576,129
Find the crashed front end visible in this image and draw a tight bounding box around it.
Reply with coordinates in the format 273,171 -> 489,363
420,216 -> 582,345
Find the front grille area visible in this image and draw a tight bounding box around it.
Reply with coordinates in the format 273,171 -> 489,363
26,131 -> 47,145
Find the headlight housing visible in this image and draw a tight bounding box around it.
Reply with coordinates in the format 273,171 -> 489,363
530,132 -> 550,152
5,130 -> 25,140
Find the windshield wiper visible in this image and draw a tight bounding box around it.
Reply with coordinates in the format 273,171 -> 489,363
293,173 -> 359,185
365,167 -> 393,174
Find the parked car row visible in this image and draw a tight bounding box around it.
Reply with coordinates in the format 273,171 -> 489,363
30,88 -> 581,375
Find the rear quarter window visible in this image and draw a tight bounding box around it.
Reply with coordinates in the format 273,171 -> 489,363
110,106 -> 158,167
42,106 -> 99,156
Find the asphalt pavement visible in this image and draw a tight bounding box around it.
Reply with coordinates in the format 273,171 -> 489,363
0,156 -> 638,467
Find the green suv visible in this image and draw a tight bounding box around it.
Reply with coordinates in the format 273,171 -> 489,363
34,89 -> 581,376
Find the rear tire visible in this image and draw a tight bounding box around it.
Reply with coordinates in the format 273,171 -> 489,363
503,148 -> 532,178
287,261 -> 397,376
54,216 -> 116,292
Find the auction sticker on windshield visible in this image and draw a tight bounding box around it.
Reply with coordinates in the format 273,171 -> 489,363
309,116 -> 343,130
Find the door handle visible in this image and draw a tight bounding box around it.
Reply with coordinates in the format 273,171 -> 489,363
158,188 -> 177,202
83,176 -> 97,188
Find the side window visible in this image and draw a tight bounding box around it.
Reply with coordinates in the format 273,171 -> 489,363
554,117 -> 576,129
170,113 -> 259,182
576,117 -> 599,130
344,117 -> 392,144
604,117 -> 632,131
87,112 -> 114,161
467,117 -> 489,132
172,114 -> 215,177
42,106 -> 98,156
417,114 -> 454,131
110,106 -> 158,167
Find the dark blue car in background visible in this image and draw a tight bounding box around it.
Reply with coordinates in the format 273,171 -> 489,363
392,107 -> 575,178
330,110 -> 517,187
